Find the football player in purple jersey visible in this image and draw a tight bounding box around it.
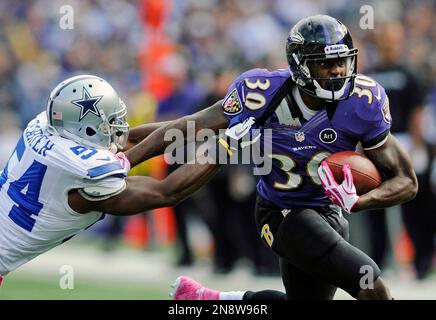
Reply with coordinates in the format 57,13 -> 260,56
126,15 -> 418,300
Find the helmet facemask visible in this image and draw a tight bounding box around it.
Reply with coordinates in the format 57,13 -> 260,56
95,99 -> 130,152
107,100 -> 130,150
291,46 -> 358,101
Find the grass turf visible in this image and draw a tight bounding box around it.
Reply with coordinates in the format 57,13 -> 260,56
0,273 -> 170,300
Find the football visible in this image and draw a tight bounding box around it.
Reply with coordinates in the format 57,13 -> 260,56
324,151 -> 382,195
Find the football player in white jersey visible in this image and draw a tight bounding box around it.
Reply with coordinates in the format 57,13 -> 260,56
0,75 -> 218,285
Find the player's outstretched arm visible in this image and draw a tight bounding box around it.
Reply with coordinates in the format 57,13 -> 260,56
125,100 -> 229,167
123,121 -> 172,151
352,134 -> 418,211
68,158 -> 219,216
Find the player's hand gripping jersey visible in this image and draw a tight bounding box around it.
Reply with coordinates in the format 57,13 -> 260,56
0,112 -> 127,275
222,68 -> 391,208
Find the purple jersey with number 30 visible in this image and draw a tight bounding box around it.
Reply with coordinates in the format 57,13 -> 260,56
222,68 -> 391,208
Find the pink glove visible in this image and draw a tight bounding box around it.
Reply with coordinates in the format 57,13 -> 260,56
317,161 -> 359,214
115,152 -> 131,172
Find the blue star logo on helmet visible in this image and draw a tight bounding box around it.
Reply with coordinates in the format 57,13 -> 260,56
71,87 -> 103,121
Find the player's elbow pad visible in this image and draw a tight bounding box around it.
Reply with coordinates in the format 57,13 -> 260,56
79,178 -> 126,201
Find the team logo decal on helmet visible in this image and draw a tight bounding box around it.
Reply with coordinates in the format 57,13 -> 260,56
71,87 -> 103,121
290,31 -> 304,45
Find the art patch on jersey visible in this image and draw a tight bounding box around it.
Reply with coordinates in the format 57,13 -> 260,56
223,89 -> 243,115
295,131 -> 305,142
381,97 -> 392,124
319,128 -> 337,144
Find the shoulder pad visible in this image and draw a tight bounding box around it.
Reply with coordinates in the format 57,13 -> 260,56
351,74 -> 387,105
80,176 -> 126,201
222,68 -> 291,121
339,74 -> 391,147
46,137 -> 127,180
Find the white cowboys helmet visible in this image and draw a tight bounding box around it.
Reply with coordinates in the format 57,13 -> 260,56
46,75 -> 129,151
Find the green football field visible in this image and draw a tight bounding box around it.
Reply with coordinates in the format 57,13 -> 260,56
0,273 -> 169,300
2,239 -> 435,301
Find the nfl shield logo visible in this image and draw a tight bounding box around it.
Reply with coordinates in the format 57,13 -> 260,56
295,132 -> 305,142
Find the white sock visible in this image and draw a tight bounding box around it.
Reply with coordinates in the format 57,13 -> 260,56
219,291 -> 246,300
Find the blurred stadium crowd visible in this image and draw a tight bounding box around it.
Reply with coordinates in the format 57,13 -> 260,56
0,0 -> 435,279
